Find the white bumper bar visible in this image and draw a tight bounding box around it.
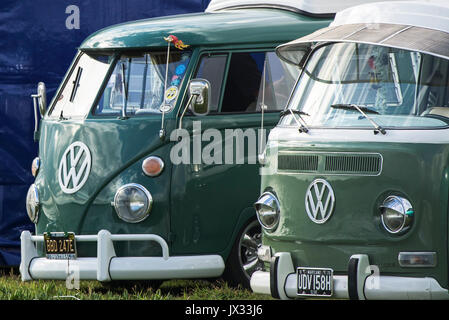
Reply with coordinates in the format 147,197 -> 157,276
250,252 -> 449,300
20,230 -> 225,282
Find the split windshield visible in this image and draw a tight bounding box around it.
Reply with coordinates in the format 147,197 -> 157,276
49,51 -> 191,118
95,52 -> 190,116
280,43 -> 449,129
50,53 -> 112,118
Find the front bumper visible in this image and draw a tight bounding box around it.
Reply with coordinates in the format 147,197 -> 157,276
20,230 -> 225,281
250,252 -> 449,300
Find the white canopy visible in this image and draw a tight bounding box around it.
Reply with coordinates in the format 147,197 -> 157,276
331,0 -> 449,34
276,1 -> 449,66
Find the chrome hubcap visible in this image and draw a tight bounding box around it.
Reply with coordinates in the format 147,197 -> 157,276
238,220 -> 263,280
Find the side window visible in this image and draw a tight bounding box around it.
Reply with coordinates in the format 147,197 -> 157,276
194,54 -> 227,112
221,52 -> 264,113
193,51 -> 300,114
257,51 -> 300,112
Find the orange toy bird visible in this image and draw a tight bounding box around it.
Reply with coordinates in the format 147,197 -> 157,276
164,35 -> 189,50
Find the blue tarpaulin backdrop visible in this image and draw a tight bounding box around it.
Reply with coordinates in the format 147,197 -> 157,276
0,0 -> 210,266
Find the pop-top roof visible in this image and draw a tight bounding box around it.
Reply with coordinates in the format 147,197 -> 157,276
276,1 -> 449,65
205,0 -> 389,16
331,0 -> 449,33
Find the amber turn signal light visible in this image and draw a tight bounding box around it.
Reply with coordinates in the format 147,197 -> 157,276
142,156 -> 164,177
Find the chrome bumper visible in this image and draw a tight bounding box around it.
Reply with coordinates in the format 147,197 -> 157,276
250,252 -> 449,300
20,230 -> 225,281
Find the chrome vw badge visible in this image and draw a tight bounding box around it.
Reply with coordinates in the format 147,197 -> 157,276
58,141 -> 91,194
305,179 -> 335,224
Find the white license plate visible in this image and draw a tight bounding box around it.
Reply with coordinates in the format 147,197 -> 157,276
297,267 -> 333,297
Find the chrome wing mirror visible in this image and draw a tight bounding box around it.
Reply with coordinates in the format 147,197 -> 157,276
188,79 -> 210,116
31,82 -> 47,141
178,79 -> 210,130
34,82 -> 47,116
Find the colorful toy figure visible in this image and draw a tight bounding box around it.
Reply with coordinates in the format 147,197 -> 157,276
164,34 -> 190,50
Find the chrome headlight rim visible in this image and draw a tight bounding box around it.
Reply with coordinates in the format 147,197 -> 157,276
380,195 -> 414,235
26,184 -> 40,224
113,183 -> 153,223
254,191 -> 281,232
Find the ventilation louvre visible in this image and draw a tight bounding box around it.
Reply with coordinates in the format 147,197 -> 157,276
325,154 -> 381,174
278,153 -> 382,176
278,154 -> 319,172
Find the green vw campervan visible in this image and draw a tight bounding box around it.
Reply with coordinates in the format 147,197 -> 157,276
20,0 -> 333,288
251,0 -> 449,298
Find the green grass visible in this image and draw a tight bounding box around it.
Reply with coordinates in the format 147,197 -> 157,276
0,269 -> 272,300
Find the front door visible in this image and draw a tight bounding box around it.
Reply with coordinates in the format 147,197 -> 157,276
169,49 -> 299,255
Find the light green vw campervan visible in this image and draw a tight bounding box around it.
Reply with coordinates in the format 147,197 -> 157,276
20,0 -> 334,288
251,0 -> 449,299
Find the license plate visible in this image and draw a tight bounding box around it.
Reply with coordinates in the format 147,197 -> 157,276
44,232 -> 77,260
297,267 -> 333,297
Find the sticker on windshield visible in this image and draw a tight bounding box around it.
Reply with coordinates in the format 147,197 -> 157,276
171,75 -> 181,86
175,64 -> 186,75
165,86 -> 179,101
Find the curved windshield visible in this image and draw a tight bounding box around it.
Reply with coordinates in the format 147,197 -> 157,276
49,53 -> 113,119
281,43 -> 449,129
49,51 -> 191,119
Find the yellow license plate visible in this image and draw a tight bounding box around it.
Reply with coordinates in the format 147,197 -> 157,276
44,232 -> 77,260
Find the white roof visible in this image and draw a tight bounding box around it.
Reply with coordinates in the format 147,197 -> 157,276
276,0 -> 449,66
205,0 -> 393,15
332,1 -> 449,34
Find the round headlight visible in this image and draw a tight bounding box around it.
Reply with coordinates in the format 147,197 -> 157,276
26,184 -> 40,223
31,157 -> 40,177
380,195 -> 414,234
254,191 -> 280,231
113,184 -> 152,223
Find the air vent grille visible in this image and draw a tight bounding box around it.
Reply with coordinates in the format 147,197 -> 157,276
278,154 -> 319,172
325,154 -> 381,174
278,153 -> 382,176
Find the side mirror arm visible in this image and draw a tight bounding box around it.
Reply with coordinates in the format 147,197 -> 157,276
178,93 -> 198,130
31,93 -> 41,141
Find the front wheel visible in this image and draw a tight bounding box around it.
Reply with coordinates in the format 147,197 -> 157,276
223,219 -> 263,289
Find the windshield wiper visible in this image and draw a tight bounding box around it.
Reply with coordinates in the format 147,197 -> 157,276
69,67 -> 83,103
331,103 -> 386,135
280,109 -> 310,133
120,62 -> 129,119
59,110 -> 68,121
331,103 -> 380,115
279,109 -> 310,118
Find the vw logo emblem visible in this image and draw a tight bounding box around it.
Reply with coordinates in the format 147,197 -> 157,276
58,141 -> 91,194
305,179 -> 335,224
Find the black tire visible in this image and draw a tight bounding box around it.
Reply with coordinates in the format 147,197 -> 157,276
222,219 -> 263,289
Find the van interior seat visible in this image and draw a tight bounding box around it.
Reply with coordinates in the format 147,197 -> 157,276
421,107 -> 449,118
